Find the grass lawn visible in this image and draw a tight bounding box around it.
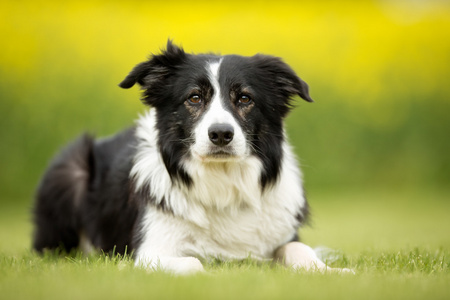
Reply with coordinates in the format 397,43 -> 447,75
1,187 -> 449,300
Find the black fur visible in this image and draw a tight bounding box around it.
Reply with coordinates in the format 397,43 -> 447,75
33,134 -> 93,252
33,129 -> 139,254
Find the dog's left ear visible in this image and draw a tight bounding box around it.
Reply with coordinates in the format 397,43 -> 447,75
253,55 -> 313,103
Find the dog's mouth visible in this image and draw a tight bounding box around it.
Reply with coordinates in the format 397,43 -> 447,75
193,148 -> 241,162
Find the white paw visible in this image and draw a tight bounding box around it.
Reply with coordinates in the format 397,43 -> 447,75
168,257 -> 205,275
136,256 -> 205,275
275,242 -> 355,274
337,267 -> 356,274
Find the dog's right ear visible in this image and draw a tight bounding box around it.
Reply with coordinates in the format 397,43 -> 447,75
118,60 -> 154,89
119,40 -> 187,105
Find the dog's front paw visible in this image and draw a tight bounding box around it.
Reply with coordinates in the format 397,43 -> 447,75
136,256 -> 205,275
336,267 -> 355,274
275,242 -> 355,274
168,257 -> 205,275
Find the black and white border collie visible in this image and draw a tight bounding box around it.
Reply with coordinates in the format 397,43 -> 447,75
33,41 -> 350,274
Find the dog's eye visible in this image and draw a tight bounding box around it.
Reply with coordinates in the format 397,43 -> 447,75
188,95 -> 202,105
238,95 -> 252,105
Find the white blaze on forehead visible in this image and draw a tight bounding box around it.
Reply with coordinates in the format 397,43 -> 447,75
208,59 -> 222,84
205,59 -> 228,123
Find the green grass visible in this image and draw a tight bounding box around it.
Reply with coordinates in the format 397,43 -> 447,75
1,188 -> 449,300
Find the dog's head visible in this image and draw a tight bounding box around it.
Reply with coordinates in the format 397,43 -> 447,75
120,40 -> 312,187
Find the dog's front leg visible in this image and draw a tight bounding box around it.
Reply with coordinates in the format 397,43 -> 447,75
135,255 -> 205,275
274,242 -> 353,273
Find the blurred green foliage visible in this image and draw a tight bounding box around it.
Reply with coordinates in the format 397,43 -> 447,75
1,0 -> 449,203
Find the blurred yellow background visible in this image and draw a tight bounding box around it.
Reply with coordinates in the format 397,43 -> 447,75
1,0 -> 449,202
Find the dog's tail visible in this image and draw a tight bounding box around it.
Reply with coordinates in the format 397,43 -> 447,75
32,134 -> 94,253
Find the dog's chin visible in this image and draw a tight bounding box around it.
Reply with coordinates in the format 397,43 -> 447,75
192,150 -> 243,163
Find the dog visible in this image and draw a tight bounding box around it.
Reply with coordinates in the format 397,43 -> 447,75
33,41 -> 350,274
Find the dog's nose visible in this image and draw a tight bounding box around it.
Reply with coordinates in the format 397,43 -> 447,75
208,124 -> 234,146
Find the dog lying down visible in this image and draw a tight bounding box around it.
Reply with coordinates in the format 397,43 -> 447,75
33,41 -> 352,274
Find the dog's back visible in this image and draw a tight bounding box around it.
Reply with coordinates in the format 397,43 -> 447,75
33,128 -> 138,254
